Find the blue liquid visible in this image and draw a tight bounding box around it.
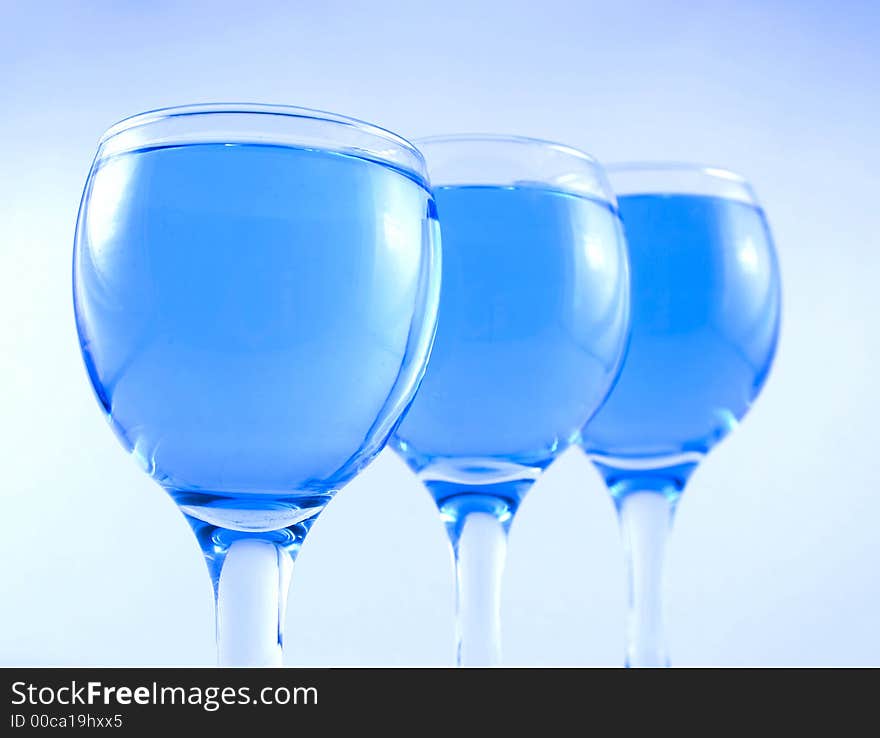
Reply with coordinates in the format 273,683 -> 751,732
74,142 -> 440,534
392,184 -> 629,521
581,193 -> 781,494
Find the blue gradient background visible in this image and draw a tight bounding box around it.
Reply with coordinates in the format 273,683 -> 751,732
1,0 -> 878,665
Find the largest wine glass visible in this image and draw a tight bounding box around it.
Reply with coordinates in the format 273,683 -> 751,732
73,104 -> 440,665
580,164 -> 782,667
392,135 -> 630,665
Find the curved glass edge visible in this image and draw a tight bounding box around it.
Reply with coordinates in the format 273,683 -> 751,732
96,103 -> 429,185
415,134 -> 617,207
606,162 -> 760,205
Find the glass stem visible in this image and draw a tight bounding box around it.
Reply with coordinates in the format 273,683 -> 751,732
617,490 -> 676,667
215,537 -> 294,667
451,509 -> 508,667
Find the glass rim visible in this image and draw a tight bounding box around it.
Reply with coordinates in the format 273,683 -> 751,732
605,161 -> 759,202
415,133 -> 601,165
96,103 -> 428,180
414,133 -> 613,204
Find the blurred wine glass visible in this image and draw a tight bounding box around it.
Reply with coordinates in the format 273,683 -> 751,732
393,135 -> 630,665
581,163 -> 782,666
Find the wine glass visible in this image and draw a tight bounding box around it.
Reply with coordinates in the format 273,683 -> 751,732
580,163 -> 782,667
73,104 -> 441,666
391,135 -> 630,666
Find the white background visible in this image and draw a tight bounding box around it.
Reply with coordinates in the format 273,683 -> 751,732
1,0 -> 878,665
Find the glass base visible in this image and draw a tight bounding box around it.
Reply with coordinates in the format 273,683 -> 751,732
587,451 -> 702,500
421,461 -> 539,544
169,489 -> 331,590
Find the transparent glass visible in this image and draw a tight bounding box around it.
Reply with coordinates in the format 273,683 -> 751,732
73,104 -> 441,665
580,162 -> 782,666
392,134 -> 631,665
